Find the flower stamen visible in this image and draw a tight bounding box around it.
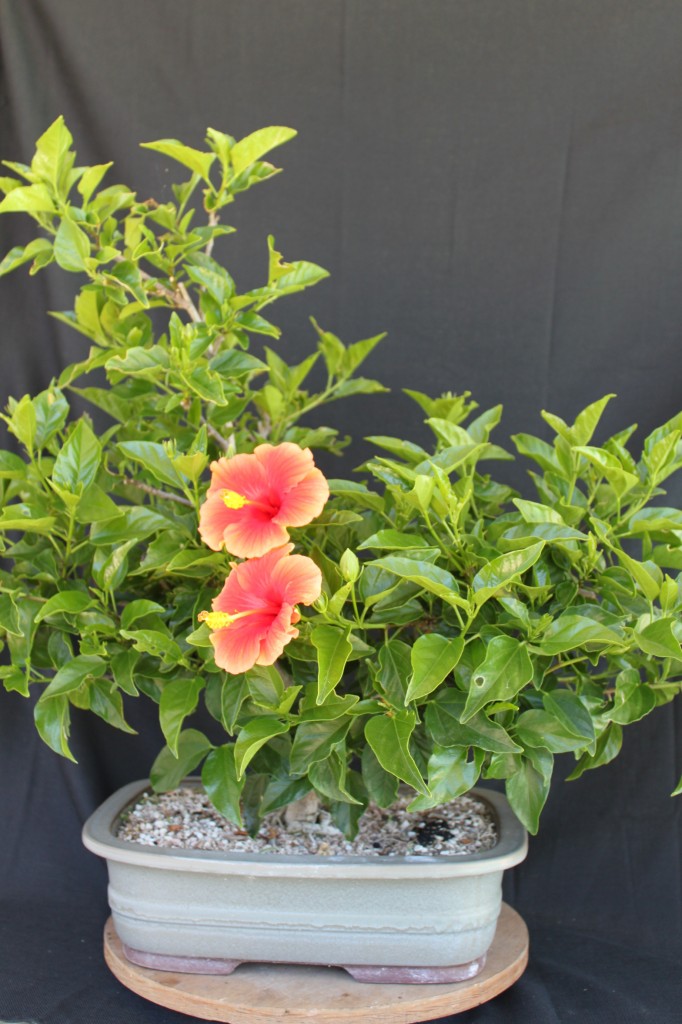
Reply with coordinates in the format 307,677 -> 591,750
198,609 -> 254,630
221,489 -> 250,510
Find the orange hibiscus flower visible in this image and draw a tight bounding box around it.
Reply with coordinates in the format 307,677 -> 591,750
198,443 -> 329,559
198,544 -> 322,674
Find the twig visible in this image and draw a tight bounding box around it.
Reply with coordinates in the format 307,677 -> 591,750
205,210 -> 220,259
203,420 -> 234,455
123,477 -> 193,507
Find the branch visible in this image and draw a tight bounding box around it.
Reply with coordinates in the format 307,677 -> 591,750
202,417 -> 235,456
123,477 -> 193,507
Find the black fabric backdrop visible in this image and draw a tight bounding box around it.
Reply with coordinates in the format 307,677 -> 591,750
1,2 -> 682,1022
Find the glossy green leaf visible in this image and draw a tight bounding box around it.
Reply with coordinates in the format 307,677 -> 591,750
535,615 -> 624,656
405,634 -> 464,703
54,217 -> 90,272
35,591 -> 93,623
311,624 -> 353,703
608,669 -> 656,725
506,757 -> 550,834
159,677 -> 205,755
364,711 -> 429,796
361,744 -> 399,807
635,618 -> 682,660
309,750 -> 362,804
425,690 -> 522,753
408,747 -> 483,811
34,696 -> 76,761
141,139 -> 215,181
230,126 -> 297,176
121,600 -> 166,630
117,441 -> 183,489
289,718 -> 352,777
567,723 -> 622,780
543,690 -> 595,740
0,183 -> 56,214
372,557 -> 469,610
202,745 -> 244,826
472,543 -> 545,605
53,420 -> 101,494
41,654 -> 106,698
515,710 -> 590,753
150,729 -> 214,791
234,718 -> 289,779
462,636 -> 533,722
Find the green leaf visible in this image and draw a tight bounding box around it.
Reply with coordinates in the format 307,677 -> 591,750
358,530 -> 433,551
41,654 -> 106,698
635,618 -> 682,660
230,126 -> 297,176
53,420 -> 101,494
299,691 -> 359,722
159,677 -> 205,755
613,549 -> 661,602
506,758 -> 550,834
246,665 -> 284,708
88,679 -> 136,734
462,636 -> 533,722
121,600 -> 166,630
372,556 -> 469,610
0,183 -> 56,214
567,723 -> 622,780
376,639 -> 412,707
0,593 -> 22,637
425,690 -> 522,753
472,543 -> 545,605
140,139 -> 215,182
364,711 -> 429,796
54,217 -> 91,272
535,615 -> 624,656
120,629 -> 184,665
408,747 -> 483,811
234,718 -> 289,779
0,450 -> 27,478
405,634 -> 464,703
515,710 -> 590,753
361,744 -> 399,807
150,729 -> 214,791
35,591 -> 93,623
260,775 -> 312,816
118,441 -> 184,489
607,669 -> 656,725
202,745 -> 244,826
309,750 -> 362,805
0,238 -> 52,278
571,394 -> 616,445
32,116 -> 73,185
289,718 -> 352,777
34,696 -> 76,761
0,507 -> 56,533
543,690 -> 595,740
311,624 -> 353,704
512,498 -> 564,524
78,162 -> 113,203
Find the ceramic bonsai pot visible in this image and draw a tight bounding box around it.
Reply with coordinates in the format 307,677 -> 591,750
82,780 -> 527,984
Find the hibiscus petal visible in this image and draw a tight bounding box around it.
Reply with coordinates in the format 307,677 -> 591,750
274,468 -> 329,527
270,553 -> 323,607
207,454 -> 268,500
214,546 -> 295,613
198,492 -> 241,551
255,443 -> 316,496
257,603 -> 299,665
221,512 -> 290,559
211,612 -> 273,674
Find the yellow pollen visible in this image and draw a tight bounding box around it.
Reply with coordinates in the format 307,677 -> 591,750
221,489 -> 250,510
198,609 -> 253,630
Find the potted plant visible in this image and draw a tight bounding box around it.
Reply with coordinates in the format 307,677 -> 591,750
1,119 -> 681,995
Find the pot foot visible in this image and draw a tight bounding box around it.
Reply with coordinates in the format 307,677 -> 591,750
122,944 -> 241,976
340,954 -> 487,984
121,940 -> 487,985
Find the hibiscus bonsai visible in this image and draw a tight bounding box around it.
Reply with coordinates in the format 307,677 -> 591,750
2,118 -> 682,841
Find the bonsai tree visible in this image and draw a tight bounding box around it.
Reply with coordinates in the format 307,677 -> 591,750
1,118 -> 681,838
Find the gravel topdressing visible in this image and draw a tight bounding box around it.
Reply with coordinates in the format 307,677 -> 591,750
116,787 -> 498,857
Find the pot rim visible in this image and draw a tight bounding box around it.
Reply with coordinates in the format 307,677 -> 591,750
82,779 -> 528,878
